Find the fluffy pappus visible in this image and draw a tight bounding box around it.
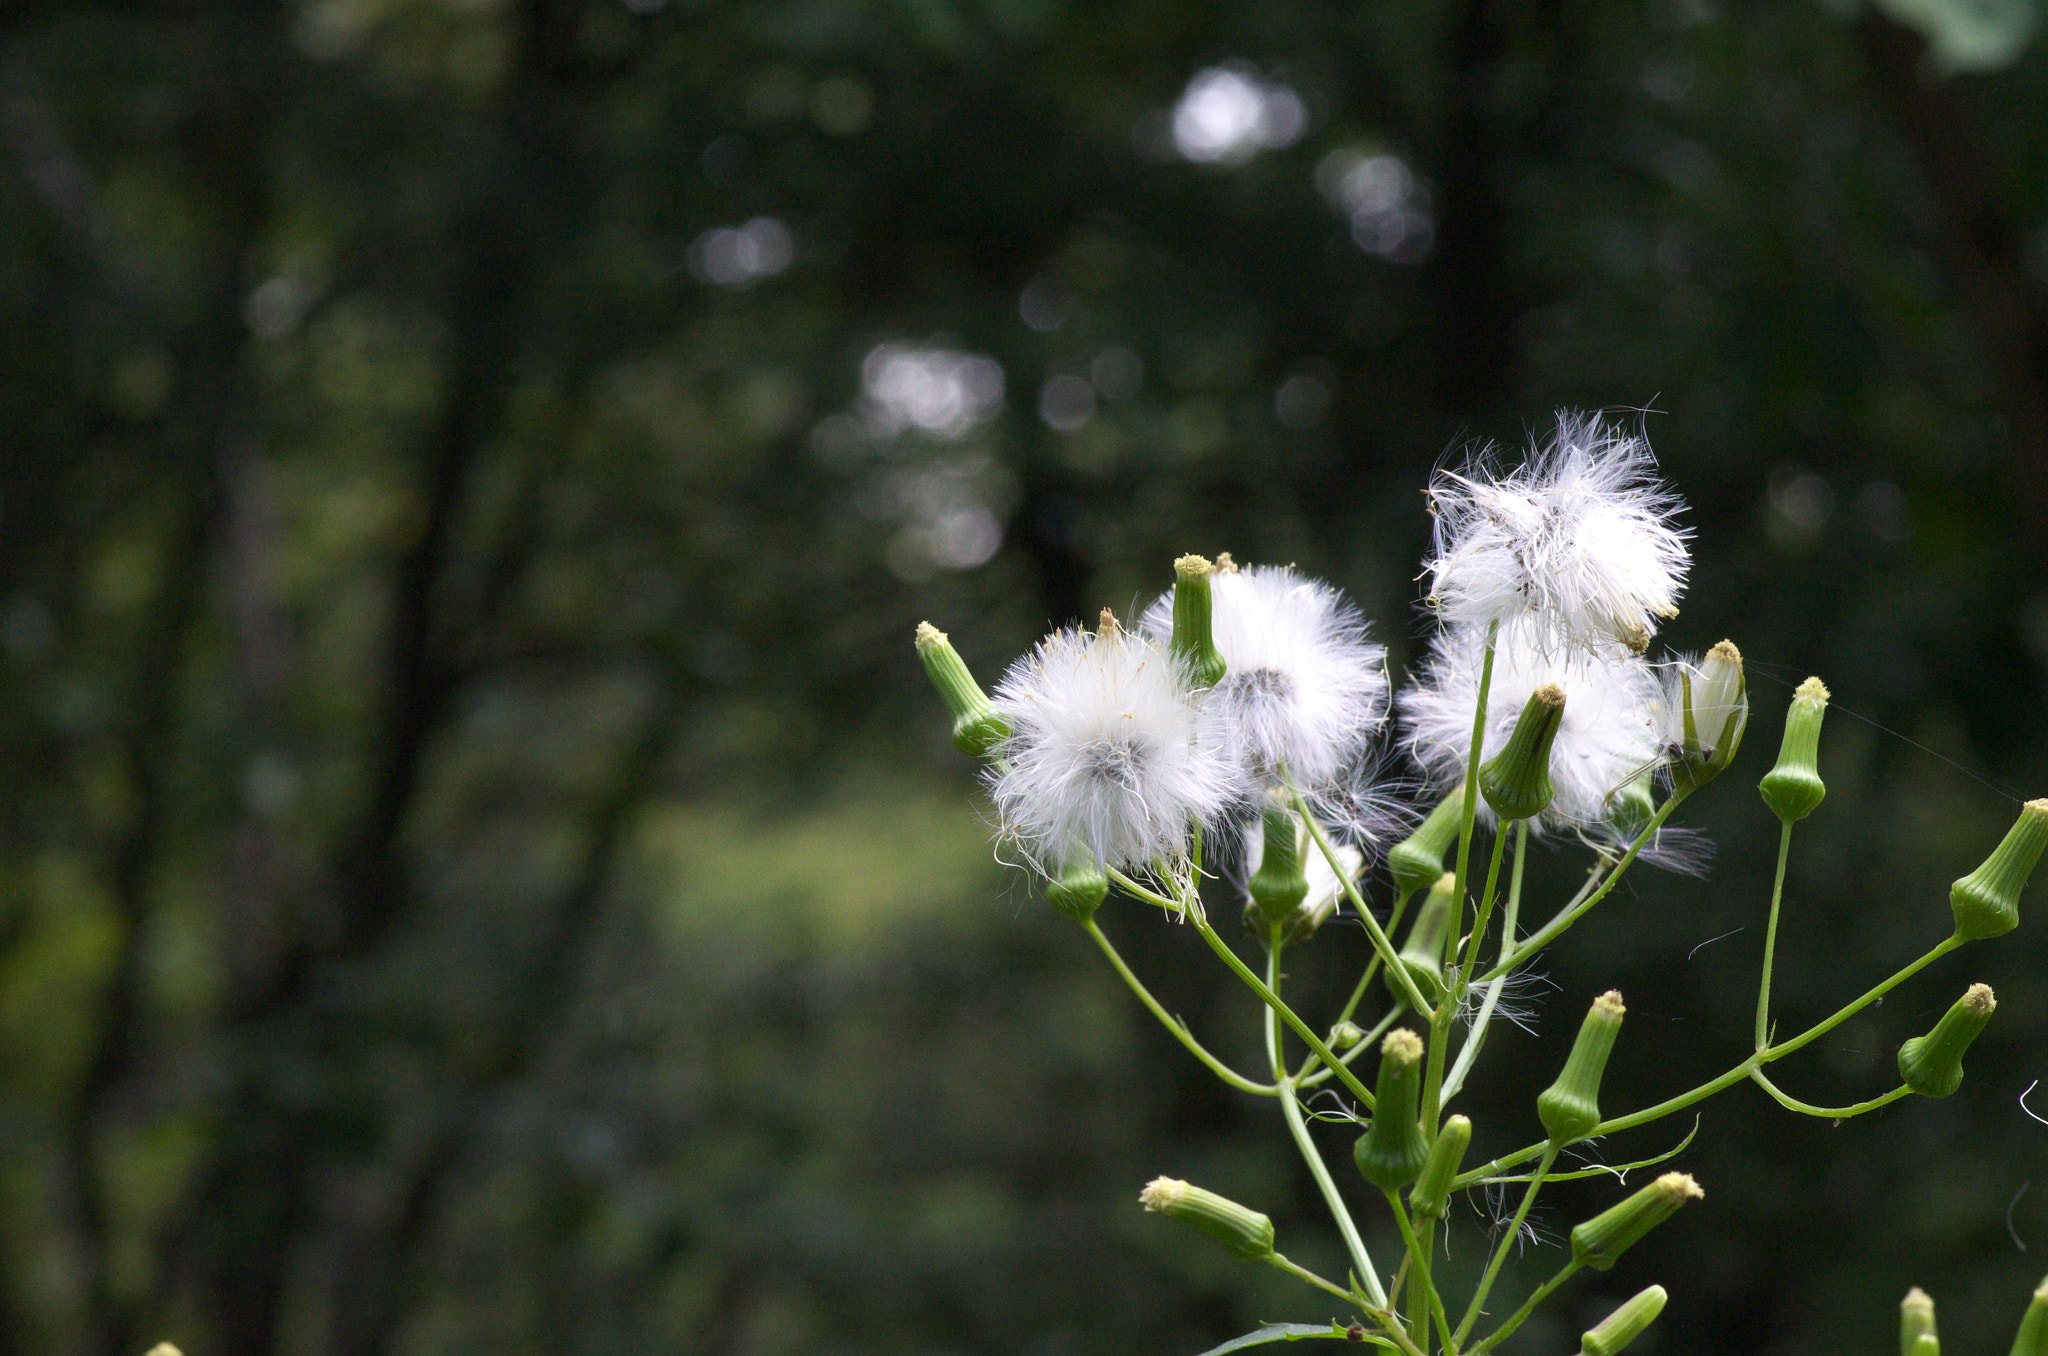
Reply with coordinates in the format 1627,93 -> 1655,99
1399,619 -> 1663,832
1424,413 -> 1690,654
987,620 -> 1241,872
1142,564 -> 1390,793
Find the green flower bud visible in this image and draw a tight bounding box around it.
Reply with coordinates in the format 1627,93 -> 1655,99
1570,1172 -> 1703,1271
1169,554 -> 1227,690
1386,872 -> 1456,1009
1139,1176 -> 1274,1261
1901,1287 -> 1937,1356
1248,807 -> 1309,925
915,622 -> 1010,758
1951,800 -> 2048,941
2010,1277 -> 2048,1356
1480,684 -> 1566,821
1581,1284 -> 1668,1356
1539,990 -> 1626,1146
1898,983 -> 1996,1098
1330,1021 -> 1366,1052
1669,640 -> 1748,796
1389,789 -> 1465,896
1045,857 -> 1108,922
1409,1113 -> 1471,1221
1759,676 -> 1830,823
1354,1029 -> 1430,1191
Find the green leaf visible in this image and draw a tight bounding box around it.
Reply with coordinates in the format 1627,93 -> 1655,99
1190,1322 -> 1382,1355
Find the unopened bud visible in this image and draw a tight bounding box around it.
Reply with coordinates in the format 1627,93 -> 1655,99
1045,857 -> 1108,922
1354,1030 -> 1429,1191
1898,983 -> 1996,1098
1330,1021 -> 1366,1052
1901,1287 -> 1937,1356
2010,1277 -> 2048,1356
1481,684 -> 1566,821
915,622 -> 1010,758
1759,676 -> 1830,823
1951,800 -> 2048,941
1248,807 -> 1309,925
1139,1177 -> 1274,1261
1581,1284 -> 1668,1356
1669,641 -> 1748,795
1386,872 -> 1456,1008
1389,789 -> 1464,896
1169,555 -> 1227,690
146,1346 -> 184,1356
1409,1113 -> 1471,1220
1570,1172 -> 1703,1271
1539,990 -> 1625,1146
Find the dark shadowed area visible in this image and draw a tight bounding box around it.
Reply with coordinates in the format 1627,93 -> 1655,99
0,0 -> 2045,1353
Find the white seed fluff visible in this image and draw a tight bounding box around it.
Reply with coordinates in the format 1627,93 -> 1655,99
1141,565 -> 1389,792
1399,620 -> 1663,829
988,624 -> 1240,871
1425,413 -> 1690,654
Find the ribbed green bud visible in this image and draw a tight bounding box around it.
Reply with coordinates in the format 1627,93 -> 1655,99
1539,990 -> 1625,1146
1580,1284 -> 1668,1356
1330,1021 -> 1366,1052
915,622 -> 1010,758
1902,1287 -> 1937,1356
1759,676 -> 1830,823
1169,554 -> 1227,690
1139,1177 -> 1274,1261
1571,1172 -> 1703,1271
1669,641 -> 1748,796
1389,789 -> 1465,896
1354,1030 -> 1429,1190
1951,800 -> 2048,941
1409,1113 -> 1471,1220
1248,807 -> 1309,925
2010,1277 -> 2048,1356
1045,857 -> 1108,922
1480,684 -> 1566,821
1386,872 -> 1456,1008
1898,983 -> 1996,1098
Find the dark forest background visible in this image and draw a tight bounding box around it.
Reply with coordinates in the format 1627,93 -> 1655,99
0,0 -> 2046,1353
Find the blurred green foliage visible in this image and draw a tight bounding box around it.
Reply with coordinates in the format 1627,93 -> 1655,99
0,0 -> 2046,1353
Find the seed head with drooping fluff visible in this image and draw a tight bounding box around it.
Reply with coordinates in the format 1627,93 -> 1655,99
1425,412 -> 1690,654
987,611 -> 1240,871
1143,563 -> 1389,794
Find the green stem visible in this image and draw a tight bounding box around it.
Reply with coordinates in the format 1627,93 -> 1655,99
1481,794 -> 1680,982
1104,868 -> 1186,914
1268,922 -> 1388,1308
1454,1146 -> 1558,1347
1764,935 -> 1963,1061
1442,821 -> 1526,1106
1756,821 -> 1793,1048
1196,916 -> 1377,1109
1440,620 -> 1499,1133
1748,1070 -> 1912,1119
1083,918 -> 1277,1096
1337,889 -> 1416,1026
1385,1191 -> 1455,1355
1269,1252 -> 1375,1308
1428,826 -> 1507,1128
1470,1259 -> 1582,1355
1297,796 -> 1439,1020
1298,1003 -> 1406,1088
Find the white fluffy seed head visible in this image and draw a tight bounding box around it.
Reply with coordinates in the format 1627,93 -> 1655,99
987,624 -> 1240,871
1399,620 -> 1663,830
1142,564 -> 1389,792
1425,413 -> 1690,654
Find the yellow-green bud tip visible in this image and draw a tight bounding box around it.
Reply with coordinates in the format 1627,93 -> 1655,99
1214,551 -> 1239,574
1708,639 -> 1741,665
1594,989 -> 1626,1019
1903,1287 -> 1933,1314
1140,1177 -> 1187,1212
1534,682 -> 1566,709
1796,675 -> 1830,703
1174,554 -> 1213,578
1658,1171 -> 1705,1202
1965,982 -> 1997,1015
146,1347 -> 183,1356
1097,607 -> 1118,639
1331,1021 -> 1365,1051
1382,1027 -> 1424,1067
914,620 -> 945,652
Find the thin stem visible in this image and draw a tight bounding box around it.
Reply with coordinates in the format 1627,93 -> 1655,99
1269,1252 -> 1373,1308
1482,794 -> 1680,982
1267,923 -> 1388,1308
1083,918 -> 1277,1096
1297,796 -> 1438,1019
1428,826 -> 1507,1128
1454,1146 -> 1557,1346
1749,1070 -> 1912,1119
1336,889 -> 1415,1028
1384,1191 -> 1456,1355
1756,821 -> 1793,1048
1196,915 -> 1377,1109
1470,1259 -> 1582,1355
1440,619 -> 1499,1136
1764,934 -> 1963,1061
1442,821 -> 1526,1106
1105,867 -> 1186,914
1298,1003 -> 1406,1088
